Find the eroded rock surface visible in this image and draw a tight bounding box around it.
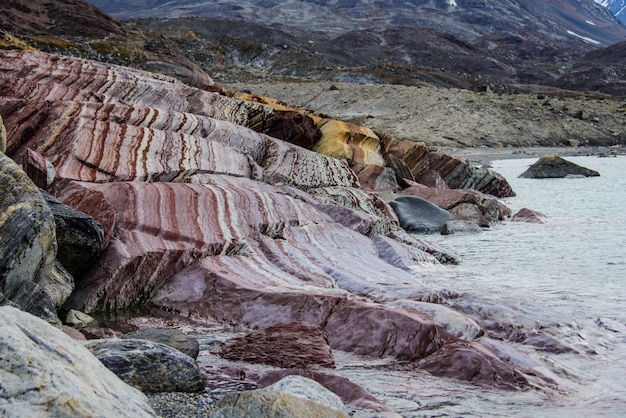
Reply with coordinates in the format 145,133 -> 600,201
219,322 -> 335,369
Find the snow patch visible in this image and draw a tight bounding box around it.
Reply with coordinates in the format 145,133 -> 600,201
586,20 -> 596,25
567,30 -> 601,45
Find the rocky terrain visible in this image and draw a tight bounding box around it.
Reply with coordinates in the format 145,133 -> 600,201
225,81 -> 626,149
2,1 -> 626,417
1,47 -> 593,417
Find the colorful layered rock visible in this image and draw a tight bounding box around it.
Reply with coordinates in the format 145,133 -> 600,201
1,49 -> 558,396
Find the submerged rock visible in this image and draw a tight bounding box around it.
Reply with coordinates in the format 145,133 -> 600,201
0,306 -> 155,417
84,338 -> 207,393
519,155 -> 600,178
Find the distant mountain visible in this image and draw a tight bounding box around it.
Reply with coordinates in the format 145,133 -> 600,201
88,0 -> 626,46
595,0 -> 626,24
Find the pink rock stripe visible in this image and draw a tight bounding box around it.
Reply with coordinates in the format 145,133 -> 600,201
0,50 -> 270,129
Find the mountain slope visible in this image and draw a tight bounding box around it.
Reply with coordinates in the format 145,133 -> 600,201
88,0 -> 626,46
596,0 -> 626,24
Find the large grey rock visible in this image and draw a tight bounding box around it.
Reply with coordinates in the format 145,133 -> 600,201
84,338 -> 207,393
0,152 -> 57,321
125,328 -> 200,360
41,190 -> 104,278
389,195 -> 452,234
264,375 -> 349,415
0,306 -> 155,418
212,390 -> 347,418
519,155 -> 600,178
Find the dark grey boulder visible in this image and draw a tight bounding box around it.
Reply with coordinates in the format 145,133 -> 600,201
84,338 -> 206,393
41,190 -> 104,278
389,196 -> 452,234
126,328 -> 200,360
519,155 -> 600,179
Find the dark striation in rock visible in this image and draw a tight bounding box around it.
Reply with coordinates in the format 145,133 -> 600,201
84,338 -> 207,393
219,322 -> 335,369
41,191 -> 104,278
126,328 -> 200,360
519,155 -> 600,178
389,196 -> 452,234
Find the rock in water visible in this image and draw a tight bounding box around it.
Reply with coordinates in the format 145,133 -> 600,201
212,390 -> 347,418
519,155 -> 600,178
389,196 -> 452,233
84,338 -> 207,393
0,152 -> 57,318
0,306 -> 155,417
512,208 -> 546,224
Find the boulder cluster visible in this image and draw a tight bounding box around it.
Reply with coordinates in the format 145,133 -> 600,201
1,50 -> 573,416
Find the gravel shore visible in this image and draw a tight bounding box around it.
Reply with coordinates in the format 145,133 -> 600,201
148,392 -> 218,418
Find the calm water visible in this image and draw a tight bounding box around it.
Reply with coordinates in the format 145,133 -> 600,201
421,156 -> 626,417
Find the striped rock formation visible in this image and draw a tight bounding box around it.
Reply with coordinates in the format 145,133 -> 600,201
0,50 -> 546,393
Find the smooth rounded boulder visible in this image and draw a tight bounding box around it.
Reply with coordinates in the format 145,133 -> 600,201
389,196 -> 452,233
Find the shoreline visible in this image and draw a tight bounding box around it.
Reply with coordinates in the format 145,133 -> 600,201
441,144 -> 626,164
